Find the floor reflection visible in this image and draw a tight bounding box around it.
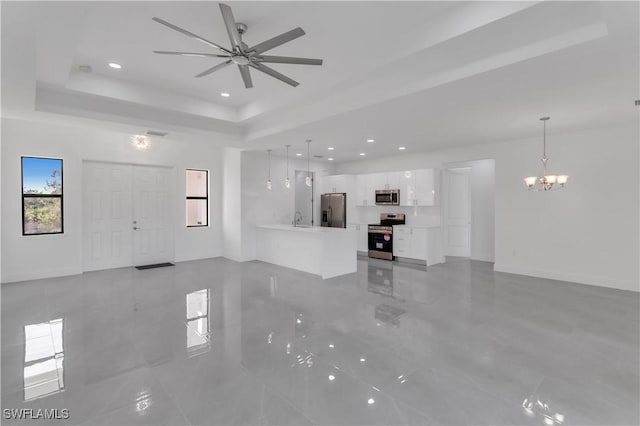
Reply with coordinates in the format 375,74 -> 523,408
186,289 -> 210,356
374,304 -> 406,326
367,261 -> 394,297
23,318 -> 64,401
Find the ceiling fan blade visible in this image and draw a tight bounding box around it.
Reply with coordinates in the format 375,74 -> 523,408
219,3 -> 243,52
248,27 -> 306,54
238,65 -> 253,88
255,55 -> 322,66
152,17 -> 232,55
250,62 -> 299,87
195,60 -> 232,78
153,50 -> 231,58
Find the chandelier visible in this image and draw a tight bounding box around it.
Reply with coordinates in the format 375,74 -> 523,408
524,117 -> 569,191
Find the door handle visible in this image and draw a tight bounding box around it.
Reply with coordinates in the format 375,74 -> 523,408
133,226 -> 139,230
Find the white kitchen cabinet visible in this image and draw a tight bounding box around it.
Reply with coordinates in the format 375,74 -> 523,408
392,226 -> 412,257
393,225 -> 443,265
351,223 -> 369,253
399,171 -> 416,206
356,174 -> 374,206
414,169 -> 436,206
399,169 -> 437,206
321,174 -> 350,194
410,227 -> 428,260
370,172 -> 401,190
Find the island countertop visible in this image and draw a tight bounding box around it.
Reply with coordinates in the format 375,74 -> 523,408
257,224 -> 352,233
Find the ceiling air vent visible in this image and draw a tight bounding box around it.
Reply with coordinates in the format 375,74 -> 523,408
146,130 -> 168,137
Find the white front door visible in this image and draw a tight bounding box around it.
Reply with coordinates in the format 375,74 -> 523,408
132,165 -> 174,266
83,162 -> 133,271
445,168 -> 471,257
83,162 -> 173,271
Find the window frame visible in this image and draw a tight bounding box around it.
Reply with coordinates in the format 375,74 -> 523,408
185,168 -> 209,228
21,156 -> 64,236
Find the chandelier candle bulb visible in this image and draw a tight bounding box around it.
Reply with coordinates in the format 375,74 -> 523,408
524,176 -> 537,188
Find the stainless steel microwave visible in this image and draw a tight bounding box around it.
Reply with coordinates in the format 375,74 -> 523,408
375,189 -> 400,205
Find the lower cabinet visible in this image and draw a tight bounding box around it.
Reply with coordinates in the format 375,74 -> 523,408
393,226 -> 443,265
350,223 -> 369,253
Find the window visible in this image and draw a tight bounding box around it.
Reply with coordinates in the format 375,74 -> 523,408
22,157 -> 63,235
186,169 -> 208,227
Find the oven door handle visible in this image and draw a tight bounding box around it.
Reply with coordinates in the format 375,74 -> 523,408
369,229 -> 392,234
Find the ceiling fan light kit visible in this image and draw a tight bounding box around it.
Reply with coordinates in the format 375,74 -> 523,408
152,3 -> 323,88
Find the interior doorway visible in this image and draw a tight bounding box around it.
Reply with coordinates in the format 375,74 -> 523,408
82,161 -> 174,271
444,167 -> 471,257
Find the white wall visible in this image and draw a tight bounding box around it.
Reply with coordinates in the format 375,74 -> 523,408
335,124 -> 639,292
239,150 -> 332,261
221,147 -> 243,262
1,117 -> 225,283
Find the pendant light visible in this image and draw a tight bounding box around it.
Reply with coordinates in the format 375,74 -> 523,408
305,139 -> 312,187
266,149 -> 272,190
524,117 -> 569,191
285,145 -> 291,189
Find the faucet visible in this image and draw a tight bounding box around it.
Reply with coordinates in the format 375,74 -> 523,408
294,211 -> 303,226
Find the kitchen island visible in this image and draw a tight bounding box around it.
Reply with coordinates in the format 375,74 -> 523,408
256,225 -> 357,279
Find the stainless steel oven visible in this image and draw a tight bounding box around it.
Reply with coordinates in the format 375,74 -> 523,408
375,189 -> 400,205
368,225 -> 394,260
368,213 -> 405,260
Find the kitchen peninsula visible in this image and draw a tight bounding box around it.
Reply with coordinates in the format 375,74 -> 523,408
256,225 -> 357,279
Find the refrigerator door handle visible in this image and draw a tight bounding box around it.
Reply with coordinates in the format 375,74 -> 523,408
328,205 -> 332,227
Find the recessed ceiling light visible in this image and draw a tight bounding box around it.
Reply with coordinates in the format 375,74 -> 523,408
221,92 -> 230,97
327,147 -> 334,151
108,63 -> 122,69
328,158 -> 334,161
359,153 -> 366,156
398,146 -> 406,150
367,139 -> 375,143
296,153 -> 302,156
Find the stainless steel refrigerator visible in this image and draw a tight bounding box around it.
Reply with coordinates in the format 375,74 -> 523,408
320,193 -> 346,228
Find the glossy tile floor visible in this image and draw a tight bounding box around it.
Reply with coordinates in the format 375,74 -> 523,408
2,257 -> 638,425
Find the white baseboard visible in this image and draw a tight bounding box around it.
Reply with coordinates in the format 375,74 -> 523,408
2,267 -> 83,284
471,253 -> 495,262
493,263 -> 639,292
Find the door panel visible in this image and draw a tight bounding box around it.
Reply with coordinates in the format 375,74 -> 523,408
133,166 -> 174,266
83,162 -> 133,271
83,162 -> 174,271
445,168 -> 471,257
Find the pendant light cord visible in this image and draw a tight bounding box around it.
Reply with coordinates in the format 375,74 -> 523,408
267,149 -> 271,180
306,140 -> 311,177
543,119 -> 547,159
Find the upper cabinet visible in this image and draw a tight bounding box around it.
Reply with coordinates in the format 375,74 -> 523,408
400,169 -> 437,206
321,174 -> 351,194
345,168 -> 438,207
355,174 -> 374,206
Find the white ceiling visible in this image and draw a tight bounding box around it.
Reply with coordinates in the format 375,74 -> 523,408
2,1 -> 638,161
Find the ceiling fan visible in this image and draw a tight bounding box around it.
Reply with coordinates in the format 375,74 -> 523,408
152,3 -> 323,88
